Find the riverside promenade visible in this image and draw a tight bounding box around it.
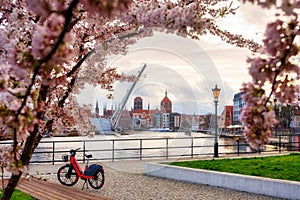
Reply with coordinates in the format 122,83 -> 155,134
22,158 -> 283,200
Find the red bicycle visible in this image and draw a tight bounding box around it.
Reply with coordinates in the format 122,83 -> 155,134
57,148 -> 105,189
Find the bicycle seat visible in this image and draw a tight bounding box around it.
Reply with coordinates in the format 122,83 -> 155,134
85,154 -> 92,158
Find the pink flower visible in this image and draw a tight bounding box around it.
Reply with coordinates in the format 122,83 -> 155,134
31,13 -> 75,66
25,0 -> 51,18
80,0 -> 133,18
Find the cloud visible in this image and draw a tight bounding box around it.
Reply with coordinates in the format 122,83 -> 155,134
78,32 -> 242,115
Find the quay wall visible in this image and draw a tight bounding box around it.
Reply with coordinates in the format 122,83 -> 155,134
144,163 -> 300,200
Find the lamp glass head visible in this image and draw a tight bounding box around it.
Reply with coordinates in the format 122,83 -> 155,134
212,84 -> 221,100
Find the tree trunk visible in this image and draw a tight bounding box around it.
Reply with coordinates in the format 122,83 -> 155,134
2,76 -> 49,199
2,131 -> 42,199
1,173 -> 22,200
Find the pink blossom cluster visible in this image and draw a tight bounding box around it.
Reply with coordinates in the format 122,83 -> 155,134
26,0 -> 133,19
32,13 -> 75,67
0,144 -> 27,175
241,1 -> 300,149
122,0 -> 260,51
241,83 -> 279,149
80,0 -> 133,18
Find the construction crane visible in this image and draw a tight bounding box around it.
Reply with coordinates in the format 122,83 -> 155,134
110,63 -> 147,130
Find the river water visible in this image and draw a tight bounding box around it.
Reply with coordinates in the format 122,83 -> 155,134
30,131 -> 251,163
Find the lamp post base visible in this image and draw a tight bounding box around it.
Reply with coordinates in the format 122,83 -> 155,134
214,142 -> 219,158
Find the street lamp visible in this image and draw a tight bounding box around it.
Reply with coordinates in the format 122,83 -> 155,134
212,84 -> 221,157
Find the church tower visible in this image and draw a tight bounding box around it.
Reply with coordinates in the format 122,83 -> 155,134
134,96 -> 143,111
160,90 -> 172,113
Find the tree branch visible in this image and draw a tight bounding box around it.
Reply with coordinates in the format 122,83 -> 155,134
58,49 -> 95,107
40,0 -> 79,63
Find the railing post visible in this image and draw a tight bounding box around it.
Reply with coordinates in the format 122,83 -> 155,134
83,141 -> 86,163
52,142 -> 55,165
166,138 -> 169,159
237,140 -> 240,156
140,139 -> 142,160
291,134 -> 294,152
298,134 -> 300,152
298,135 -> 300,152
112,140 -> 115,162
191,137 -> 194,158
279,135 -> 281,154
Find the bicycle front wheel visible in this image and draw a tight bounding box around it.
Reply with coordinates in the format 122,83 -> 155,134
57,165 -> 79,186
88,170 -> 105,189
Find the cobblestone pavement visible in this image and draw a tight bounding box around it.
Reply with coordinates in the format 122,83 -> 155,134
25,160 -> 283,200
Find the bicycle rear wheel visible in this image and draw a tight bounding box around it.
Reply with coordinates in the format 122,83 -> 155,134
88,170 -> 105,189
57,165 -> 79,186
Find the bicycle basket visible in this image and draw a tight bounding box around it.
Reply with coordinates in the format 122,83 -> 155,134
62,154 -> 69,162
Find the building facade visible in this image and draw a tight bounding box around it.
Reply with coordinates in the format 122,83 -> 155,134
130,110 -> 151,130
169,112 -> 181,131
162,113 -> 170,128
152,112 -> 163,128
221,105 -> 233,129
233,92 -> 245,125
130,96 -> 151,130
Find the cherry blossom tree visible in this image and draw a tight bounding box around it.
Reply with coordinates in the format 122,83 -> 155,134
0,0 -> 298,199
240,0 -> 300,149
0,1 -> 138,198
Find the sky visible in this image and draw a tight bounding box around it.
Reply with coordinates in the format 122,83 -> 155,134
77,2 -> 275,115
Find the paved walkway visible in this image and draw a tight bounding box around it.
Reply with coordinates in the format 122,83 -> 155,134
21,158 -> 283,200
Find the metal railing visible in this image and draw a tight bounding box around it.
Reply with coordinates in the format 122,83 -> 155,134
31,133 -> 300,164
1,134 -> 300,164
31,136 -> 216,164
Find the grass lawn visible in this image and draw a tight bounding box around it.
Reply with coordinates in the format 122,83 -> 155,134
169,153 -> 300,182
0,189 -> 35,200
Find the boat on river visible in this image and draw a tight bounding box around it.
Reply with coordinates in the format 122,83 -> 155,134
149,128 -> 170,132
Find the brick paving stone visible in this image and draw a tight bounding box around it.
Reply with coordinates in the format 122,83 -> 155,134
24,160 -> 283,200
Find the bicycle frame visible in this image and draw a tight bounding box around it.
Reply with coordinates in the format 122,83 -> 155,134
69,154 -> 95,180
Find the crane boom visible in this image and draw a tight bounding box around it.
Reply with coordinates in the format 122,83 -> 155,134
110,63 -> 147,130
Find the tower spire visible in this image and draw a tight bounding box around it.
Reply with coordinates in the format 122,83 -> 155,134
95,100 -> 99,116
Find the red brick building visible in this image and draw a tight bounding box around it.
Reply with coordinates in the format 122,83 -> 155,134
161,91 -> 172,113
223,105 -> 233,129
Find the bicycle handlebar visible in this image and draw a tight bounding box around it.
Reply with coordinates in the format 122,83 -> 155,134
70,148 -> 81,156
